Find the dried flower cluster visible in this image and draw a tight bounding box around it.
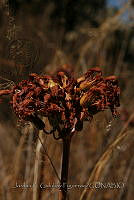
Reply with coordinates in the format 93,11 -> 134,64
0,67 -> 120,139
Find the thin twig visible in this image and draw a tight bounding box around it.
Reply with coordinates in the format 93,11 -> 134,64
37,133 -> 61,182
33,130 -> 43,200
59,135 -> 72,200
22,126 -> 33,199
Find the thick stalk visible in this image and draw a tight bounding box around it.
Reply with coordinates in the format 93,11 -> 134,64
59,135 -> 71,200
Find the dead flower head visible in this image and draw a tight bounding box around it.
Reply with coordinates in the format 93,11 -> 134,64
0,67 -> 120,139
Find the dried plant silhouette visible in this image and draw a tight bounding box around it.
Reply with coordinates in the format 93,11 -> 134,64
0,1 -> 134,200
0,66 -> 120,200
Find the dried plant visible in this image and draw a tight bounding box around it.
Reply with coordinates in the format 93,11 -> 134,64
0,65 -> 120,200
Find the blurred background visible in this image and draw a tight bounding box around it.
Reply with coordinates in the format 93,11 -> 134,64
0,0 -> 134,199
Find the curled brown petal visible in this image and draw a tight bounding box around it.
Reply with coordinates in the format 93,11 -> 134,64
0,90 -> 11,96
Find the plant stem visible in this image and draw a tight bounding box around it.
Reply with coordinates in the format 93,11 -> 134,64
59,135 -> 72,200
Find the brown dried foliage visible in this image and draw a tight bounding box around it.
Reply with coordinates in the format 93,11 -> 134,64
0,66 -> 120,139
